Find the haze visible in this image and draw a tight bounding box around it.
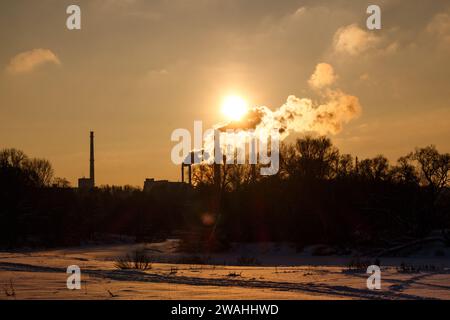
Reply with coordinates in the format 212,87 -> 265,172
1,0 -> 449,186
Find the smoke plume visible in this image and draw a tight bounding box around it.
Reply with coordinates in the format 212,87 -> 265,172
199,63 -> 361,162
308,63 -> 337,89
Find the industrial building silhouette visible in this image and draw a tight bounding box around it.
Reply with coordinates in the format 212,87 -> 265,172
78,131 -> 95,190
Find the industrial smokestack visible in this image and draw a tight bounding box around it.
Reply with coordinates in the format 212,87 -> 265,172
90,131 -> 95,187
214,130 -> 221,188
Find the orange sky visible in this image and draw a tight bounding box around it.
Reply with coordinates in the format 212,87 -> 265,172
1,0 -> 449,186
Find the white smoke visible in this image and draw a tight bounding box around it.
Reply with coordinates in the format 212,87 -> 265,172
198,63 -> 361,163
308,63 -> 338,89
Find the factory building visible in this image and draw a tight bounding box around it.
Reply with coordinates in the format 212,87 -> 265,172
180,130 -> 257,188
143,178 -> 191,193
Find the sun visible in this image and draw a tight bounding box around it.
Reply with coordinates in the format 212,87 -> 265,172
221,95 -> 248,121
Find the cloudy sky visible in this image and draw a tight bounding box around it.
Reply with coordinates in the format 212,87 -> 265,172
1,0 -> 449,186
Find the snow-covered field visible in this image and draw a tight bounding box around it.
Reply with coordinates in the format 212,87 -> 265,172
1,241 -> 449,300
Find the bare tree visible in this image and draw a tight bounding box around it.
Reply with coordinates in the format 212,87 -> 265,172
335,154 -> 354,178
357,155 -> 390,181
279,143 -> 297,179
391,156 -> 419,185
192,164 -> 215,187
223,164 -> 253,191
24,158 -> 54,187
408,145 -> 450,197
293,136 -> 339,180
371,155 -> 390,181
0,148 -> 28,168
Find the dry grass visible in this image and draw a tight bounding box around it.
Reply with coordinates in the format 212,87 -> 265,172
114,250 -> 152,271
227,272 -> 242,277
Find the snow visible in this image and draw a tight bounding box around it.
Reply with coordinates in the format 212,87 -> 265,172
0,241 -> 449,300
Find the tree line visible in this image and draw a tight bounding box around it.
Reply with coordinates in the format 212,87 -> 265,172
0,137 -> 449,249
191,136 -> 450,249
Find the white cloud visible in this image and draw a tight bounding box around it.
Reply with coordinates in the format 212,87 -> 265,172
382,41 -> 399,55
293,7 -> 306,18
427,12 -> 450,46
333,24 -> 380,56
308,63 -> 337,89
6,49 -> 60,74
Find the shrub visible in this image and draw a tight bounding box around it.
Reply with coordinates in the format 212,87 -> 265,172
114,250 -> 152,270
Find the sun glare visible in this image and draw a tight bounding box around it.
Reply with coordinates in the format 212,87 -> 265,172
221,95 -> 248,121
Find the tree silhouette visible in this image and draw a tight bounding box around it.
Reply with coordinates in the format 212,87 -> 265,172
25,158 -> 54,187
408,145 -> 450,197
1,140 -> 449,248
0,148 -> 28,168
356,155 -> 390,181
391,156 -> 419,185
280,136 -> 339,180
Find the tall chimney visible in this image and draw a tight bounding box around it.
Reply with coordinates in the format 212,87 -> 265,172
90,131 -> 95,187
214,130 -> 222,188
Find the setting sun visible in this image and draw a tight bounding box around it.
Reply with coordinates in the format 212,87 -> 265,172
2,1 -> 450,303
221,95 -> 248,121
